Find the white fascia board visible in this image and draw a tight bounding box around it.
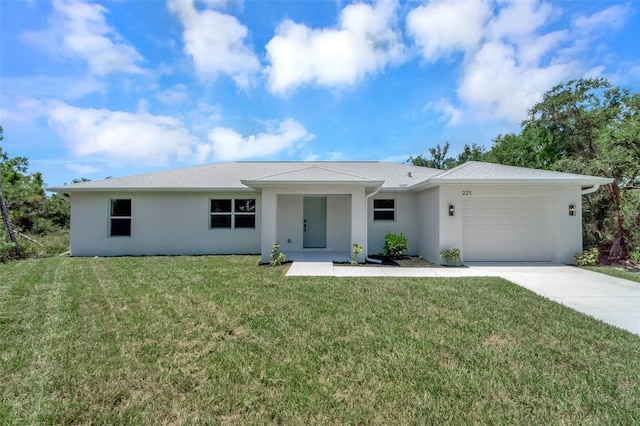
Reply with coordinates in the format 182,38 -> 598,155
47,187 -> 258,193
426,178 -> 614,185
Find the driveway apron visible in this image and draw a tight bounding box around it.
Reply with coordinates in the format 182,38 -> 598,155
466,263 -> 640,336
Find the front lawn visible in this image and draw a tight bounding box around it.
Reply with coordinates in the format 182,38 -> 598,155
1,256 -> 638,424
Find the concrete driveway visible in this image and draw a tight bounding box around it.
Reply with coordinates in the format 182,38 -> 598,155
466,263 -> 640,336
287,262 -> 640,336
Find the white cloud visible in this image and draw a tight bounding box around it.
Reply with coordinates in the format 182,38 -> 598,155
426,98 -> 464,126
265,0 -> 405,95
47,102 -> 201,166
487,1 -> 553,42
200,118 -> 314,161
406,0 -> 491,62
168,0 -> 260,88
457,41 -> 572,122
574,4 -> 629,32
23,0 -> 144,76
156,84 -> 189,104
407,0 -> 623,124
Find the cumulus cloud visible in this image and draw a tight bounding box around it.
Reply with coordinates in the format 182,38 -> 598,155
199,119 -> 314,161
408,0 -> 628,124
265,1 -> 404,95
22,0 -> 143,76
406,0 -> 491,62
47,102 -> 201,166
168,0 -> 260,88
458,41 -> 572,122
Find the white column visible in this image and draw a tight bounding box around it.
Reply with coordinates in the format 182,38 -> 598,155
351,188 -> 367,262
261,189 -> 277,263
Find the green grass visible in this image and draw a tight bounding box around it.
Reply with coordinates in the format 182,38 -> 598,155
1,256 -> 639,424
583,266 -> 640,284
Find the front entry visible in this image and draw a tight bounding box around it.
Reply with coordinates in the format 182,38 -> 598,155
303,196 -> 327,248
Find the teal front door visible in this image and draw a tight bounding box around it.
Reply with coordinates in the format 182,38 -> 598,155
303,197 -> 327,248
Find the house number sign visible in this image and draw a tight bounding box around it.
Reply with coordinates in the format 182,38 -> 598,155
462,190 -> 472,196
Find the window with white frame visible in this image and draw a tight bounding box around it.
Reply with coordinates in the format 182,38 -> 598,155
110,199 -> 131,236
373,199 -> 395,221
210,198 -> 256,228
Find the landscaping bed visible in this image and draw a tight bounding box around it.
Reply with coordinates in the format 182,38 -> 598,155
333,254 -> 440,267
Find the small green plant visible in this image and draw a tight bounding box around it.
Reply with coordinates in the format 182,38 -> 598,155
440,248 -> 462,266
574,247 -> 599,266
630,248 -> 640,263
383,231 -> 408,260
351,243 -> 363,265
270,241 -> 286,266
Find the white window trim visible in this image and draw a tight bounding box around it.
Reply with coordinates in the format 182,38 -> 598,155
210,198 -> 256,229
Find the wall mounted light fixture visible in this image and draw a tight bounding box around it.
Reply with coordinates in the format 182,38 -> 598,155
569,204 -> 576,216
449,204 -> 455,216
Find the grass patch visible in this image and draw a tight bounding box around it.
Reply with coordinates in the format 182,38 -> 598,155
1,256 -> 639,424
583,266 -> 640,284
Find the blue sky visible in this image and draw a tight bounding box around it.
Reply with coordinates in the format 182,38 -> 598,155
1,0 -> 638,187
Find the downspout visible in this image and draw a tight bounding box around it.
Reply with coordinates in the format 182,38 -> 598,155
364,187 -> 383,264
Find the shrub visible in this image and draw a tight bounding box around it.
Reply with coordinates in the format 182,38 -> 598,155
270,241 -> 286,266
440,248 -> 462,266
574,247 -> 599,266
629,248 -> 640,263
384,232 -> 408,259
351,243 -> 363,265
0,241 -> 19,263
19,230 -> 70,259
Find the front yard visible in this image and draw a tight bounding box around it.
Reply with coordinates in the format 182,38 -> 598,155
1,256 -> 638,424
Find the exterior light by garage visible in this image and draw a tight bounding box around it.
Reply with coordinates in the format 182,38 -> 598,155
448,204 -> 455,216
569,204 -> 577,216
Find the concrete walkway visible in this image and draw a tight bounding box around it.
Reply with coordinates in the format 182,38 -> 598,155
286,262 -> 640,336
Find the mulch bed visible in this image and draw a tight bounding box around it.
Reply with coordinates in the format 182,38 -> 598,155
335,254 -> 441,268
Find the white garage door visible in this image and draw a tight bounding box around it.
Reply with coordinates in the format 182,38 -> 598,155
463,197 -> 555,262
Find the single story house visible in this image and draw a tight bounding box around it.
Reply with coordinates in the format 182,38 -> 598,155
49,161 -> 613,264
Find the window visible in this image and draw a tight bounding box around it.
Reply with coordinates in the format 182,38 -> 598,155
110,199 -> 131,236
373,199 -> 395,221
210,198 -> 256,229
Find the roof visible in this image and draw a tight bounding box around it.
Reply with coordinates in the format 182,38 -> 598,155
412,161 -> 614,188
48,161 -> 439,192
48,160 -> 613,193
241,166 -> 384,188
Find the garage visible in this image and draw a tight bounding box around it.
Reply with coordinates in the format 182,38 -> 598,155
463,197 -> 556,262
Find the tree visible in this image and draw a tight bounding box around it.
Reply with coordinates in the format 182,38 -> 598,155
0,126 -> 70,236
408,142 -> 487,170
0,127 -> 21,257
456,143 -> 488,164
490,78 -> 640,259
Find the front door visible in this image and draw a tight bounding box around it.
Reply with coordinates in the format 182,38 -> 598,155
303,197 -> 327,248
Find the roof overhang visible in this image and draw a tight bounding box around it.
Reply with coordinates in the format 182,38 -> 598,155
47,186 -> 258,193
240,179 -> 384,190
409,177 -> 614,191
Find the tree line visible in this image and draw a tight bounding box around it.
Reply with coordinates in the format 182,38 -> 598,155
409,79 -> 639,261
